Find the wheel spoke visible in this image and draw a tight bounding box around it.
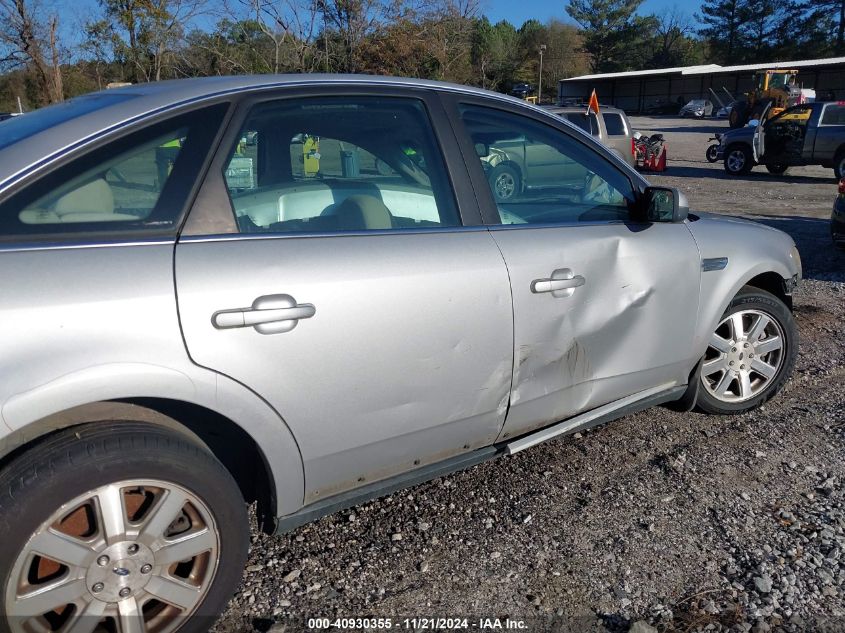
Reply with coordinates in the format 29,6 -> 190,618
751,357 -> 777,379
10,578 -> 87,617
154,528 -> 215,566
144,575 -> 202,611
714,370 -> 735,396
29,529 -> 96,568
755,336 -> 783,355
117,596 -> 145,633
64,599 -> 108,633
702,356 -> 727,376
709,332 -> 732,354
96,484 -> 127,544
139,489 -> 188,543
729,313 -> 745,340
747,314 -> 770,342
738,370 -> 753,398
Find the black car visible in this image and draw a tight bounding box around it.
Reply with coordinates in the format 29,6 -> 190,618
509,83 -> 534,99
833,178 -> 845,249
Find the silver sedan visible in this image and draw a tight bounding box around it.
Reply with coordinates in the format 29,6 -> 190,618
0,75 -> 800,633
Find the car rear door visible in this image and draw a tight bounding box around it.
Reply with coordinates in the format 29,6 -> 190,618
174,88 -> 513,503
447,97 -> 701,440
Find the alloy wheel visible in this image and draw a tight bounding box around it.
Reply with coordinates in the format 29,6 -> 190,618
494,172 -> 516,200
726,149 -> 747,173
5,480 -> 219,633
700,309 -> 785,403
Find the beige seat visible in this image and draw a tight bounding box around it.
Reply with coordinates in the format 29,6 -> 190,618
20,178 -> 136,224
331,194 -> 393,230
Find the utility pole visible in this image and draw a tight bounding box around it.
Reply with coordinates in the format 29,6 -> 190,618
538,44 -> 547,104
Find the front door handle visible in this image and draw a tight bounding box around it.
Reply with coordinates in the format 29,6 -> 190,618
212,294 -> 316,335
531,268 -> 585,298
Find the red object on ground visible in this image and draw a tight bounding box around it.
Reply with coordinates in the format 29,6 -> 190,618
642,145 -> 668,172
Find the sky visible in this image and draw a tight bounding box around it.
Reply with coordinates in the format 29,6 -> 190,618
482,0 -> 685,26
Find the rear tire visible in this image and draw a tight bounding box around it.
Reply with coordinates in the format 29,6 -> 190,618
0,423 -> 249,633
697,287 -> 797,415
765,163 -> 789,175
706,145 -> 719,163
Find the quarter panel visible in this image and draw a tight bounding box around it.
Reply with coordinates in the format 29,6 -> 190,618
686,215 -> 799,359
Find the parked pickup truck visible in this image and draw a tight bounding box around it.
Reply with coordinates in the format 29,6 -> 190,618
718,101 -> 845,177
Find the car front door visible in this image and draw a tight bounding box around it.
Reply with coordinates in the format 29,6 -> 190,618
451,99 -> 702,440
174,90 -> 513,503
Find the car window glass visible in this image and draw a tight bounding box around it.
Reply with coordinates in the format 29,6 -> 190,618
821,104 -> 845,125
603,113 -> 626,136
223,97 -> 459,233
461,104 -> 636,225
1,104 -> 227,239
562,112 -> 599,136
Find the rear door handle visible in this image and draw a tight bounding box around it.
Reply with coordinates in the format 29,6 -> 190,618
531,268 -> 585,298
212,294 -> 316,335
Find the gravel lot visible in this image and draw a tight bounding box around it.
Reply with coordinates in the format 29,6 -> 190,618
218,116 -> 845,633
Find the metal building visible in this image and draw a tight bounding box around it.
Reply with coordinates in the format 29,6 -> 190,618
558,57 -> 845,112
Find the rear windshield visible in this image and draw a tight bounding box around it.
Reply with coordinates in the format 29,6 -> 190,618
0,93 -> 136,151
563,112 -> 599,136
603,112 -> 627,136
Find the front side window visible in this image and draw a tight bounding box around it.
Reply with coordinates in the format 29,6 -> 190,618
1,104 -> 227,239
461,104 -> 636,224
223,97 -> 459,234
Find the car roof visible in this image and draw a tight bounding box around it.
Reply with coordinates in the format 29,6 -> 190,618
0,74 -> 550,194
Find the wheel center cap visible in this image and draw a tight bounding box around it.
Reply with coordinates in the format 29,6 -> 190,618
86,541 -> 155,603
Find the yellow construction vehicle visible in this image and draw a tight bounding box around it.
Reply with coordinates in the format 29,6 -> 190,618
729,69 -> 815,128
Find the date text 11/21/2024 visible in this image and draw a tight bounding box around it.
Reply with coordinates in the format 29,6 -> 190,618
307,618 -> 529,630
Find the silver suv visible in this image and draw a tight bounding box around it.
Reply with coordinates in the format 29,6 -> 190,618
0,76 -> 801,633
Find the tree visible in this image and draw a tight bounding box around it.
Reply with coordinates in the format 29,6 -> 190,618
0,0 -> 64,104
565,0 -> 643,73
697,0 -> 743,64
92,0 -> 211,82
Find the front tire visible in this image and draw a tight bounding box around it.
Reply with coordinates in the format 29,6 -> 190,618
488,164 -> 520,202
0,423 -> 249,633
724,145 -> 753,175
697,287 -> 797,415
834,151 -> 845,179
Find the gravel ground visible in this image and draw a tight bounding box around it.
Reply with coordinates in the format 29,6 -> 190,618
217,116 -> 845,633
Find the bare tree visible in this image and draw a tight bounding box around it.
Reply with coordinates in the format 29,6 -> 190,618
0,0 -> 64,103
233,0 -> 322,73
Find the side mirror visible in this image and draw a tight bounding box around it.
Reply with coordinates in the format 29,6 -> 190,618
474,142 -> 489,157
642,186 -> 688,223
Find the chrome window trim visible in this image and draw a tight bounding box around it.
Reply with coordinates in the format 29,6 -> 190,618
0,237 -> 175,253
487,219 -> 634,230
178,225 -> 490,243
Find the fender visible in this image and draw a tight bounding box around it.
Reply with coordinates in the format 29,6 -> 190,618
0,362 -> 305,516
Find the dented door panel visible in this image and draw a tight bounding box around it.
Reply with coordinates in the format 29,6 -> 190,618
491,222 -> 701,440
176,231 -> 514,502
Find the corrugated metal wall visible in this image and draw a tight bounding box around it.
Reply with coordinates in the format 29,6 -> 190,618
558,63 -> 845,113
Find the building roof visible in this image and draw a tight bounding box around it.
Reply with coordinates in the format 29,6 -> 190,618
561,56 -> 845,82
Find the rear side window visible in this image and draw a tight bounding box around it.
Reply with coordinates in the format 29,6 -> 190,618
0,104 -> 228,240
222,96 -> 460,234
563,112 -> 599,136
603,113 -> 627,136
821,104 -> 845,125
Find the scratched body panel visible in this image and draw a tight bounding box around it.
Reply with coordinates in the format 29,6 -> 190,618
490,222 -> 701,440
175,231 -> 514,502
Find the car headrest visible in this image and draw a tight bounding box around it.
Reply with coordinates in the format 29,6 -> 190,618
332,194 -> 393,230
54,178 -> 115,216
